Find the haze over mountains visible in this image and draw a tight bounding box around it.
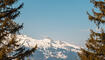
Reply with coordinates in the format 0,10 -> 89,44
17,35 -> 80,60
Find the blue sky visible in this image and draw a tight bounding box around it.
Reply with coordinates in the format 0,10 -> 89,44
16,0 -> 94,47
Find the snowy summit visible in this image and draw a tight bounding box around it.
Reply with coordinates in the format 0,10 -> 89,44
16,35 -> 80,60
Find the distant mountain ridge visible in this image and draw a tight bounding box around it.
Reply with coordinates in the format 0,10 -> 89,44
17,35 -> 80,60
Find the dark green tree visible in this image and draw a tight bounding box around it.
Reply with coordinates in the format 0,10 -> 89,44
0,0 -> 37,60
79,0 -> 105,60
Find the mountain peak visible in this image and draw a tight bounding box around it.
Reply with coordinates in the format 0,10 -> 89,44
16,35 -> 80,60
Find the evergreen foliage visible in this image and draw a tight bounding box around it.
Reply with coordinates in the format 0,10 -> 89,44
79,0 -> 105,60
0,0 -> 37,60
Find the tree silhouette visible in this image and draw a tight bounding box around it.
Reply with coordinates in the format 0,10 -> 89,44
79,0 -> 105,60
0,0 -> 37,60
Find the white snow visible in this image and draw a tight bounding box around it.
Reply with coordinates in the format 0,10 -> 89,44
16,35 -> 80,52
16,35 -> 80,60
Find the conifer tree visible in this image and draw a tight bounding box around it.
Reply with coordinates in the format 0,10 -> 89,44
79,0 -> 105,60
0,0 -> 37,60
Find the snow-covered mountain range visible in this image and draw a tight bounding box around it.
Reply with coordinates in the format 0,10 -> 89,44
17,35 -> 80,60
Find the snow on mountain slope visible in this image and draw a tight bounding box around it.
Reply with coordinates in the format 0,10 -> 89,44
16,35 -> 80,60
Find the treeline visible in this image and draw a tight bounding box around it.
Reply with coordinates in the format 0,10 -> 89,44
79,0 -> 105,60
0,0 -> 37,60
